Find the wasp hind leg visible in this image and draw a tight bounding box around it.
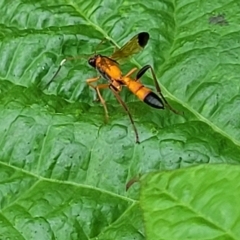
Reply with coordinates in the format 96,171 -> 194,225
136,65 -> 181,115
109,85 -> 140,144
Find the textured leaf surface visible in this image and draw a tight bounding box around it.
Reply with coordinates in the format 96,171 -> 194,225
0,0 -> 240,239
140,165 -> 240,240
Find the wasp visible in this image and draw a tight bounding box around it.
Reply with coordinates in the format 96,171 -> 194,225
49,32 -> 179,143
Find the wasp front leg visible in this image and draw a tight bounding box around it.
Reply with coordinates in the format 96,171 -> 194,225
86,77 -> 110,122
86,76 -> 101,101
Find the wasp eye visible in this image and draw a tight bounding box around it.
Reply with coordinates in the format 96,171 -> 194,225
88,57 -> 96,68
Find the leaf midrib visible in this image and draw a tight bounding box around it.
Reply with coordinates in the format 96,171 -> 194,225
0,161 -> 136,213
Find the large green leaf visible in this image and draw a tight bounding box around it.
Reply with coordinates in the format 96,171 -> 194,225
0,0 -> 239,239
140,165 -> 240,240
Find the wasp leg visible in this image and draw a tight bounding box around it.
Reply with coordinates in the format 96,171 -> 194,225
136,65 -> 181,115
86,76 -> 106,101
93,84 -> 109,102
109,85 -> 140,144
87,77 -> 109,121
86,76 -> 101,99
95,85 -> 109,122
86,76 -> 101,100
124,67 -> 138,77
124,67 -> 143,83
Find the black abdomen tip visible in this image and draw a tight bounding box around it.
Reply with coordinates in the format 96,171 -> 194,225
144,92 -> 164,109
138,32 -> 150,48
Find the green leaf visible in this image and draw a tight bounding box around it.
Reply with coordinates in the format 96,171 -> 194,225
140,165 -> 240,240
0,0 -> 239,239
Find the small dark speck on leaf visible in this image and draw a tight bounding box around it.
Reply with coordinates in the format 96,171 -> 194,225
209,14 -> 228,26
179,157 -> 182,161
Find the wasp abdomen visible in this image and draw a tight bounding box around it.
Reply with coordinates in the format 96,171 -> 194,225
144,92 -> 164,109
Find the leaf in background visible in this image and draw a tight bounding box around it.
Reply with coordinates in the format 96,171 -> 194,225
140,165 -> 240,240
0,0 -> 239,239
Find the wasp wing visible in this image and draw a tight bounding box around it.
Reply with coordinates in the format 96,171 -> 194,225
110,32 -> 149,61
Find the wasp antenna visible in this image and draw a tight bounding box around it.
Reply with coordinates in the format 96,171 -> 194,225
94,37 -> 108,54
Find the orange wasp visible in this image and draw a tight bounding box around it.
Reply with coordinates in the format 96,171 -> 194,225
49,32 -> 179,143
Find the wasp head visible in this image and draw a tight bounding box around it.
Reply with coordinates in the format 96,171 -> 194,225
88,55 -> 99,68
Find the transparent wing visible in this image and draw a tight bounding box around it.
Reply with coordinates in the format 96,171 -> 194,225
110,32 -> 149,61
